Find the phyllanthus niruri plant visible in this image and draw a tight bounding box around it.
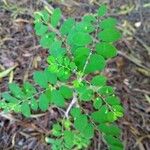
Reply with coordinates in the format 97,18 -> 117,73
0,4 -> 124,150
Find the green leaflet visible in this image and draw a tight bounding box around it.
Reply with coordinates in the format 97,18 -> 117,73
2,92 -> 18,103
33,69 -> 57,88
71,32 -> 92,46
60,18 -> 75,35
104,135 -> 124,149
38,93 -> 50,111
106,96 -> 121,105
21,102 -> 31,117
70,107 -> 81,118
99,17 -> 117,29
40,32 -> 56,49
59,86 -> 73,99
91,75 -> 107,87
64,131 -> 74,149
30,98 -> 38,111
52,123 -> 62,137
49,41 -> 66,57
77,86 -> 93,101
85,54 -> 106,73
76,21 -> 95,33
96,42 -> 117,58
74,114 -> 88,132
51,8 -> 62,27
97,4 -> 107,16
34,22 -> 48,36
93,98 -> 103,109
23,82 -> 37,97
98,123 -> 121,136
91,105 -> 109,123
51,90 -> 65,107
8,82 -> 25,99
98,86 -> 115,96
74,47 -> 90,70
98,28 -> 121,42
83,15 -> 96,23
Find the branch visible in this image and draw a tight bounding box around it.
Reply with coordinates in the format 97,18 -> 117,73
65,92 -> 77,118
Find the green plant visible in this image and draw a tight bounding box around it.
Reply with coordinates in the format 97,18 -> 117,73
0,4 -> 124,150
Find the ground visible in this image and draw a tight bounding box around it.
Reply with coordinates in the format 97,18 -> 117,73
0,0 -> 150,150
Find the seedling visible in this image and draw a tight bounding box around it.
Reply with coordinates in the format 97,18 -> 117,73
0,4 -> 124,150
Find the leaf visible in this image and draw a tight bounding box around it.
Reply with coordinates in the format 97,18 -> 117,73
77,86 -> 93,101
74,114 -> 88,132
104,135 -> 124,149
72,32 -> 92,46
44,68 -> 57,85
96,42 -> 117,58
74,47 -> 90,70
85,54 -> 106,73
98,123 -> 121,136
93,98 -> 103,109
64,131 -> 74,149
33,71 -> 48,88
91,105 -> 108,123
40,32 -> 56,49
98,28 -> 121,42
41,10 -> 50,22
82,123 -> 94,139
59,86 -> 73,99
97,4 -> 107,16
23,82 -> 37,97
34,22 -> 48,36
49,41 -> 66,57
52,123 -> 62,137
38,93 -> 49,111
30,98 -> 38,111
83,15 -> 96,23
21,102 -> 31,117
60,18 -> 75,35
98,86 -> 114,96
99,17 -> 117,29
8,83 -> 25,99
91,75 -> 107,87
76,21 -> 94,33
106,96 -> 120,105
113,105 -> 124,117
51,8 -> 62,27
71,107 -> 81,118
51,90 -> 65,107
2,92 -> 18,103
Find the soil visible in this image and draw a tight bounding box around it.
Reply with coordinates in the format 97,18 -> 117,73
0,0 -> 150,150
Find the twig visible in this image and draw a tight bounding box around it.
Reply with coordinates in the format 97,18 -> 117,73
65,92 -> 77,118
